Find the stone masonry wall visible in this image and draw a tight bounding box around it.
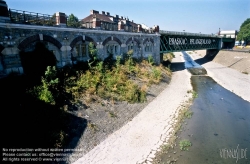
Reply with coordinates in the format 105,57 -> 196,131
0,23 -> 160,75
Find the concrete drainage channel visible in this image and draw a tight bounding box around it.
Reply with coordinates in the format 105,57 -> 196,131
182,51 -> 207,75
157,51 -> 250,164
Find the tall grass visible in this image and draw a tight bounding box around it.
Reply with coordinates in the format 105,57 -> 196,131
26,48 -> 172,148
32,50 -> 171,106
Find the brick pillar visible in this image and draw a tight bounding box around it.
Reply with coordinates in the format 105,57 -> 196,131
93,18 -> 101,29
154,25 -> 159,33
0,0 -> 10,23
55,12 -> 66,27
118,22 -> 124,31
137,24 -> 142,32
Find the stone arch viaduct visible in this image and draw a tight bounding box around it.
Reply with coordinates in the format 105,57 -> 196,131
0,23 -> 160,75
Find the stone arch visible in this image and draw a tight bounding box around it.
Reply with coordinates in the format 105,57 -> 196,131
18,34 -> 60,76
143,38 -> 154,54
143,38 -> 154,45
43,35 -> 62,49
126,37 -> 140,45
70,35 -> 97,49
102,36 -> 122,46
125,37 -> 142,59
18,34 -> 62,51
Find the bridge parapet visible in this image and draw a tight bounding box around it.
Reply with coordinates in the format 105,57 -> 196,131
159,30 -> 222,53
159,30 -> 221,38
0,22 -> 160,76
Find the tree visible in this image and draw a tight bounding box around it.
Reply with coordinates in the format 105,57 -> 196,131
240,18 -> 250,30
67,14 -> 80,28
237,18 -> 250,42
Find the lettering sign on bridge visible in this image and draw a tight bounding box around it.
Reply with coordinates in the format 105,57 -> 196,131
159,31 -> 221,53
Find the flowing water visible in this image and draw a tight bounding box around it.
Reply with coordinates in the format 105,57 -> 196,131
160,52 -> 250,164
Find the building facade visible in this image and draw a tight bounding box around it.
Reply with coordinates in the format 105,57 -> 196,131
218,30 -> 237,49
80,10 -> 159,33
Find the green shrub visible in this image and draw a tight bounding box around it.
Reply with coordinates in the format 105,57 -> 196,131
31,66 -> 59,105
148,55 -> 154,65
179,139 -> 192,151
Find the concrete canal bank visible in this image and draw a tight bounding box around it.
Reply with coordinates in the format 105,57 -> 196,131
72,50 -> 250,164
157,50 -> 250,164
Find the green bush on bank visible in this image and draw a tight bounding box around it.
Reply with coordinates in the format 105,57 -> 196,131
31,47 -> 172,105
26,47 -> 171,148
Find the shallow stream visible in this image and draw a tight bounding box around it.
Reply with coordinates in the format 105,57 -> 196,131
160,52 -> 250,164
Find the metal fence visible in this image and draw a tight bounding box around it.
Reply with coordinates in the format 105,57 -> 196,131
5,9 -> 222,36
159,30 -> 221,38
8,9 -> 56,26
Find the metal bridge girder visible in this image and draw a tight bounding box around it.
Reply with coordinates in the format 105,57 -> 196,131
159,33 -> 221,53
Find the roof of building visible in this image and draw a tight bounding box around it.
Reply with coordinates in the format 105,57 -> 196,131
128,20 -> 138,28
81,10 -> 139,27
219,30 -> 237,34
81,13 -> 114,23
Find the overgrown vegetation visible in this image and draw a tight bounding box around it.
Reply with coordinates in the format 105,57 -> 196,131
21,43 -> 171,148
163,52 -> 175,62
33,49 -> 171,106
187,90 -> 198,98
157,95 -> 194,157
30,66 -> 59,105
179,139 -> 192,151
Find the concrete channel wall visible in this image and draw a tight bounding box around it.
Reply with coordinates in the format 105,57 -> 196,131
212,50 -> 250,74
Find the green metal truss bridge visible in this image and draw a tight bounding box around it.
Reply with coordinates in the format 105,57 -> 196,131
159,30 -> 222,53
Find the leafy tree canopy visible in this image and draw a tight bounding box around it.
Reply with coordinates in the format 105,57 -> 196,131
237,18 -> 250,41
67,14 -> 80,28
240,18 -> 250,30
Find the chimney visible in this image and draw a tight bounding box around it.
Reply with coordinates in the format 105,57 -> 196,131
118,21 -> 124,31
116,15 -> 119,18
137,24 -> 142,32
90,10 -> 99,14
102,11 -> 105,15
154,25 -> 159,33
121,16 -> 123,19
132,20 -> 133,23
55,12 -> 66,27
106,12 -> 110,16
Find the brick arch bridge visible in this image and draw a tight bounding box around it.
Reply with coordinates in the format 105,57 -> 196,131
18,34 -> 63,51
0,23 -> 221,75
70,35 -> 97,49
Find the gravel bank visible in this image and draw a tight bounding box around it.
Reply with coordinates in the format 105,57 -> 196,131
72,52 -> 192,164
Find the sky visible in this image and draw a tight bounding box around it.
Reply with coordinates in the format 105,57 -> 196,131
5,0 -> 250,34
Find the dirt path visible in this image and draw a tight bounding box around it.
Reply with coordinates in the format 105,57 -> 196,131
71,52 -> 193,164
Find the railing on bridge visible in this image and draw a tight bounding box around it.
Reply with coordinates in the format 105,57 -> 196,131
159,30 -> 222,53
159,30 -> 220,38
8,9 -> 56,26
2,9 -> 155,33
